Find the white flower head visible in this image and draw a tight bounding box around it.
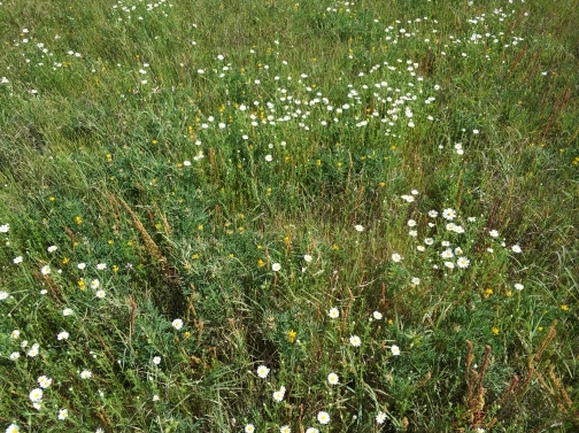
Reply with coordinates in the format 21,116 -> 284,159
456,257 -> 470,269
27,343 -> 40,357
5,424 -> 20,433
514,283 -> 524,291
256,365 -> 270,379
372,311 -> 383,320
328,307 -> 339,319
273,386 -> 286,402
47,245 -> 58,253
80,370 -> 92,379
245,424 -> 255,433
391,253 -> 402,263
354,224 -> 364,232
271,262 -> 281,272
152,356 -> 161,365
303,254 -> 313,263
317,411 -> 331,425
349,335 -> 361,347
29,388 -> 43,403
171,318 -> 184,330
441,249 -> 454,259
511,244 -> 522,253
37,375 -> 53,389
391,344 -> 401,356
58,409 -> 68,420
327,372 -> 339,385
376,411 -> 388,424
57,331 -> 70,341
442,208 -> 456,220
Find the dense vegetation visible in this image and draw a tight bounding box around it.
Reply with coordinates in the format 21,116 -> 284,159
1,0 -> 578,431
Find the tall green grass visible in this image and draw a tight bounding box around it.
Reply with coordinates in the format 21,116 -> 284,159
1,0 -> 578,432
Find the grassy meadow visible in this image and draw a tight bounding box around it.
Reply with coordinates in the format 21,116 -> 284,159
1,0 -> 579,431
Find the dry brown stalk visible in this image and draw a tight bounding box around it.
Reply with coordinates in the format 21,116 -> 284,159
62,225 -> 76,251
512,320 -> 557,397
379,282 -> 388,310
186,285 -> 198,321
548,365 -> 573,410
128,294 -> 137,343
462,341 -> 497,429
414,371 -> 432,389
112,194 -> 164,264
95,402 -> 113,433
497,375 -> 519,406
342,286 -> 354,332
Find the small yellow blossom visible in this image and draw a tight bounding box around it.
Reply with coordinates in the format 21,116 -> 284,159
484,288 -> 493,298
108,240 -> 114,245
287,330 -> 297,344
49,196 -> 56,202
192,254 -> 199,260
560,304 -> 569,311
62,257 -> 70,265
228,253 -> 234,259
78,280 -> 86,291
75,216 -> 82,225
197,224 -> 204,231
257,259 -> 265,267
112,265 -> 119,273
492,327 -> 500,336
332,244 -> 339,251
